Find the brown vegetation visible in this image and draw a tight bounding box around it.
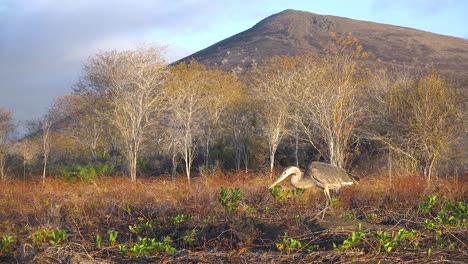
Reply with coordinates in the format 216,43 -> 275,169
0,172 -> 466,263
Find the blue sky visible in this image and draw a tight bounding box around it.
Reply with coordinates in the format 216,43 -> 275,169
1,0 -> 467,124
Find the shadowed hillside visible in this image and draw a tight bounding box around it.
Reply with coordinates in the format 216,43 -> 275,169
179,9 -> 468,77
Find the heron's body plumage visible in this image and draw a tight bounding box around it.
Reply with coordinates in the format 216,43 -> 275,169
307,161 -> 359,190
269,161 -> 359,216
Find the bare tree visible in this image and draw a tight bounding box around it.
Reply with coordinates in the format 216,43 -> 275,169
200,68 -> 244,169
75,45 -> 168,182
53,93 -> 107,161
40,117 -> 52,184
369,69 -> 466,180
164,130 -> 183,181
250,56 -> 297,177
26,114 -> 52,185
294,34 -> 369,168
225,101 -> 258,173
165,61 -> 209,183
249,34 -> 369,170
0,107 -> 15,180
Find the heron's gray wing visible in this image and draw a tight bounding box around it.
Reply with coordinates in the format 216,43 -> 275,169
308,162 -> 358,186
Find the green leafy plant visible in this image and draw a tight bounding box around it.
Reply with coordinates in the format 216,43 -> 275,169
418,195 -> 437,214
128,236 -> 177,256
434,201 -> 467,226
270,186 -> 305,200
107,229 -> 118,247
48,228 -> 68,246
343,213 -> 354,219
366,213 -> 379,221
172,214 -> 191,225
333,223 -> 366,250
276,233 -> 302,254
76,165 -> 99,181
332,197 -> 340,207
418,196 -> 464,251
61,165 -> 78,180
270,186 -> 289,200
419,195 -> 467,228
219,186 -> 242,213
0,235 -> 15,254
30,228 -> 68,249
183,229 -> 197,247
95,234 -> 102,249
435,230 -> 455,249
61,163 -> 110,181
30,229 -> 47,249
435,230 -> 445,248
245,206 -> 258,215
118,245 -> 127,255
292,188 -> 305,196
128,223 -> 143,234
374,228 -> 419,253
424,219 -> 436,230
128,217 -> 158,235
394,228 -> 418,248
374,230 -> 393,253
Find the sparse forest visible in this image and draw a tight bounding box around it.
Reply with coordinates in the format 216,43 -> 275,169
0,34 -> 467,263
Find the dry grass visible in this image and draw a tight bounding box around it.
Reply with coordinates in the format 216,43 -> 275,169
0,172 -> 466,263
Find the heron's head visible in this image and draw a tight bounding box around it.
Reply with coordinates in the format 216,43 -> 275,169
269,167 -> 299,189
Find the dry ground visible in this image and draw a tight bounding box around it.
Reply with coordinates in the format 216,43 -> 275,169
0,171 -> 467,263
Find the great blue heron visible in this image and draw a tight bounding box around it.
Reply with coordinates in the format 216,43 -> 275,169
269,161 -> 359,214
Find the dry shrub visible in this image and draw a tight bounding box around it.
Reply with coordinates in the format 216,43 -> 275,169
349,173 -> 468,224
1,173 -> 465,228
355,174 -> 466,207
0,172 -> 466,262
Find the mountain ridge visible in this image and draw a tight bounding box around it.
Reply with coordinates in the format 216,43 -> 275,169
178,9 -> 468,78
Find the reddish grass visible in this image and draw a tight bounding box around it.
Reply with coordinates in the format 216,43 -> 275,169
1,172 -> 466,228
0,172 -> 466,262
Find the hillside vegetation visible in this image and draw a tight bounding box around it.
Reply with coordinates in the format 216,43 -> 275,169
181,9 -> 468,78
2,33 -> 465,184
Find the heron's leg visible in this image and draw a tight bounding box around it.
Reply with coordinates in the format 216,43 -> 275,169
324,188 -> 332,208
319,188 -> 331,219
314,188 -> 332,220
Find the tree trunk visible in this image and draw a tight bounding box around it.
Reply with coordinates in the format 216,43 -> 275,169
269,152 -> 275,179
388,148 -> 392,185
127,143 -> 138,183
42,154 -> 47,185
185,148 -> 191,184
171,151 -> 178,182
131,154 -> 137,183
0,152 -> 6,181
243,142 -> 249,173
204,134 -> 213,169
294,130 -> 299,167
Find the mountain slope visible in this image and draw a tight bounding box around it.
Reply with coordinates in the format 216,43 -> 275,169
179,9 -> 468,77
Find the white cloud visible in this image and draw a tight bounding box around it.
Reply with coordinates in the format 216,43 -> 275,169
0,0 -> 214,122
1,0 -> 465,124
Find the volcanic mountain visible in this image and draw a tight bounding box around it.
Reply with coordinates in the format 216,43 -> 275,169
178,9 -> 468,78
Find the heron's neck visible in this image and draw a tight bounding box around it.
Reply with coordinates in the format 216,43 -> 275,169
289,167 -> 317,189
290,168 -> 303,187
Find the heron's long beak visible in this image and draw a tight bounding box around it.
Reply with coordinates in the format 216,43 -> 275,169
269,171 -> 290,189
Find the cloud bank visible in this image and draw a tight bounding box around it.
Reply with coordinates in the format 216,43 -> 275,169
0,0 -> 466,124
0,0 -> 259,121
